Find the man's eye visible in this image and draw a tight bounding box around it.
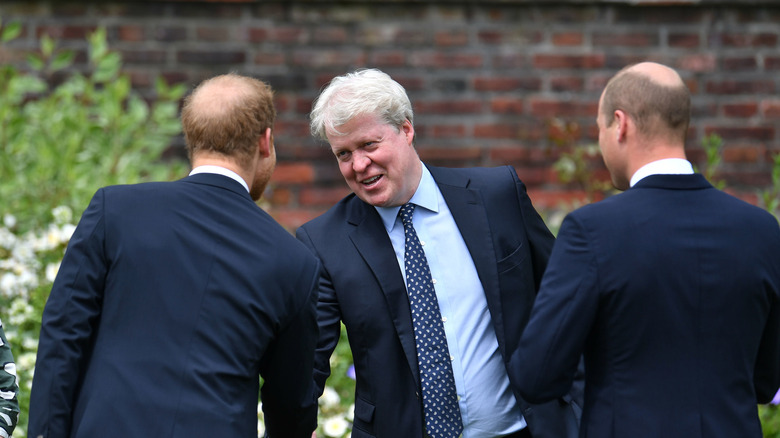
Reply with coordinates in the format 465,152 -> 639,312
336,150 -> 351,160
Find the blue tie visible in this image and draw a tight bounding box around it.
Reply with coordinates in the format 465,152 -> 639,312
399,203 -> 463,438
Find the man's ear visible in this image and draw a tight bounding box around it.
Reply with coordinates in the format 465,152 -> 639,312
258,127 -> 273,158
614,110 -> 629,143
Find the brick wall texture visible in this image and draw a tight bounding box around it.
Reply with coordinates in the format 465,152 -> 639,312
2,1 -> 779,230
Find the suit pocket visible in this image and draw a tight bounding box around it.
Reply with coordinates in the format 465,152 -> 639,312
497,243 -> 526,274
351,396 -> 376,436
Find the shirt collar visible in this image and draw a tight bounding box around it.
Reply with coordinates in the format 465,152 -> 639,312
630,158 -> 694,187
375,163 -> 439,232
189,165 -> 250,193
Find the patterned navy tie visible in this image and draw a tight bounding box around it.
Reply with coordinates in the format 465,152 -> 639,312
399,203 -> 463,438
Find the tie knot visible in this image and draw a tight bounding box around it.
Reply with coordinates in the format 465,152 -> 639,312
399,203 -> 416,227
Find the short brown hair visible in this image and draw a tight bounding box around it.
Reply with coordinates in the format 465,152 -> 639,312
181,73 -> 276,166
601,67 -> 690,143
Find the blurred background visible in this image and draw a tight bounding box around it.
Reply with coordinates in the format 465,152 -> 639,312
1,1 -> 779,436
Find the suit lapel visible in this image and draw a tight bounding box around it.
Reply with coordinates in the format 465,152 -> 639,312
347,202 -> 420,384
430,167 -> 506,350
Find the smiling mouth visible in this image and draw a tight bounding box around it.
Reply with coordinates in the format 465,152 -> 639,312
362,175 -> 382,186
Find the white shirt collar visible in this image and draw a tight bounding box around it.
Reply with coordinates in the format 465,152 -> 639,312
189,165 -> 250,193
630,158 -> 694,187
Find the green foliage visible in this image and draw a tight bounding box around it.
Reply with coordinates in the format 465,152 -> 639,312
0,17 -> 188,436
698,133 -> 726,190
0,22 -> 188,233
760,153 -> 780,222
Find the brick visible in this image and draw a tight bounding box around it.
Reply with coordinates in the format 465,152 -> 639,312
409,52 -> 484,68
121,49 -> 167,65
530,98 -> 597,118
154,26 -> 188,42
490,98 -> 524,114
395,29 -> 430,46
477,29 -> 542,45
474,124 -> 520,139
490,147 -> 553,165
253,51 -> 286,66
272,162 -> 315,184
705,126 -> 774,142
369,51 -> 407,67
247,28 -> 269,43
761,100 -> 780,118
427,124 -> 468,138
177,50 -> 245,65
668,32 -> 700,48
722,56 -> 757,71
196,26 -> 231,42
534,54 -> 605,69
706,80 -> 775,95
613,7 -> 709,24
493,53 -> 526,69
677,54 -> 716,73
267,186 -> 292,206
435,30 -> 468,47
719,32 -> 778,47
767,57 -> 780,70
37,25 -> 97,40
429,78 -> 468,92
550,76 -> 584,92
291,50 -> 365,68
418,147 -> 482,161
552,32 -> 584,46
722,145 -> 763,163
593,32 -> 658,47
415,100 -> 483,114
118,25 -> 145,42
474,77 -> 541,92
722,102 -> 758,118
271,27 -> 308,44
312,27 -> 349,45
274,120 -> 311,139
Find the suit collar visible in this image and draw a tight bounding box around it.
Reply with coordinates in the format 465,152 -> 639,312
631,173 -> 712,191
182,173 -> 254,201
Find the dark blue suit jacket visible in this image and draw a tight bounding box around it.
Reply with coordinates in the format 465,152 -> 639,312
29,174 -> 321,438
296,165 -> 583,438
515,174 -> 780,438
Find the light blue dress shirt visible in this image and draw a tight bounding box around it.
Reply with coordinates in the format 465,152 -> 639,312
376,164 -> 526,438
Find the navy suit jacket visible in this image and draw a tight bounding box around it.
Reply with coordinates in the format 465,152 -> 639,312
296,165 -> 583,438
515,174 -> 780,438
29,174 -> 321,438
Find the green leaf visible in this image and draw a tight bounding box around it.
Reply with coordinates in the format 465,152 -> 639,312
41,34 -> 54,57
26,53 -> 45,71
1,22 -> 21,42
50,50 -> 75,71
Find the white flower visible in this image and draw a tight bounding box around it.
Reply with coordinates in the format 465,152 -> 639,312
345,404 -> 355,422
2,214 -> 16,229
319,386 -> 340,409
322,416 -> 349,437
45,262 -> 61,283
60,223 -> 77,243
52,206 -> 73,225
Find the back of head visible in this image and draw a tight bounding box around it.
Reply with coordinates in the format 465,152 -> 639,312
600,62 -> 690,144
181,73 -> 276,167
310,68 -> 413,141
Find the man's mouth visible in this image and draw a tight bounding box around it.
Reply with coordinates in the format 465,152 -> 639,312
361,175 -> 382,186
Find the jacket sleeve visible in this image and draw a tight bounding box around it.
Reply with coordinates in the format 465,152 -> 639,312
0,323 -> 18,438
513,213 -> 598,404
28,189 -> 108,438
753,224 -> 780,403
295,226 -> 344,397
260,257 -> 321,438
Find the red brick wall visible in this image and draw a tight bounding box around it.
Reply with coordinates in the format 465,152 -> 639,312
3,1 -> 779,230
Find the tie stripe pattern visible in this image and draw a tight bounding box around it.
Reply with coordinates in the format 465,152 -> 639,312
399,203 -> 463,438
